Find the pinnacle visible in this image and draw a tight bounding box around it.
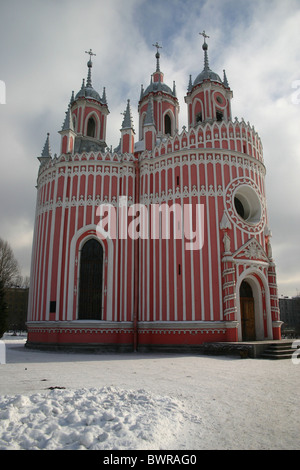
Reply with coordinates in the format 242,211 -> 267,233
122,99 -> 134,130
41,133 -> 51,158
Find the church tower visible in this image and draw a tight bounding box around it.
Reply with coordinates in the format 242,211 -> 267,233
185,32 -> 232,127
138,43 -> 179,149
68,49 -> 109,155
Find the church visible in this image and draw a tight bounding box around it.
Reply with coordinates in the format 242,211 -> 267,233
26,33 -> 282,351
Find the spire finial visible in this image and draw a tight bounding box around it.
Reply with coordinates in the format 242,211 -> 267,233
199,30 -> 210,70
78,78 -> 85,97
223,69 -> 229,88
102,86 -> 107,104
85,49 -> 96,87
140,84 -> 144,101
61,104 -> 74,131
152,42 -> 162,72
173,80 -> 177,97
188,74 -> 193,92
70,90 -> 74,105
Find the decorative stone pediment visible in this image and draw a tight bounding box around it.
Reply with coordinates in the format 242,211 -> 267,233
220,211 -> 232,230
233,238 -> 269,263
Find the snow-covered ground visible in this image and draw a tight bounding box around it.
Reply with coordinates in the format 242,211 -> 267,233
0,334 -> 299,450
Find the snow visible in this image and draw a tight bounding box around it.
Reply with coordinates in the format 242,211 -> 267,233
0,386 -> 189,450
0,334 -> 299,450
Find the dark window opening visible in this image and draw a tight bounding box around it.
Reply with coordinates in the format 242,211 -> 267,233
178,264 -> 181,275
196,112 -> 202,123
164,114 -> 171,135
234,197 -> 245,220
176,176 -> 180,186
50,301 -> 56,313
216,110 -> 223,122
87,117 -> 96,138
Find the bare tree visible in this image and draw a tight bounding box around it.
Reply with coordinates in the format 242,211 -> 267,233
0,238 -> 20,288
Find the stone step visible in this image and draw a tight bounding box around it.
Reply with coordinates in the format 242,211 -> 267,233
266,342 -> 294,350
261,343 -> 296,359
261,352 -> 294,360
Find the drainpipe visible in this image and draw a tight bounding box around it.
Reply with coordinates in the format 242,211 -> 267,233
133,161 -> 140,351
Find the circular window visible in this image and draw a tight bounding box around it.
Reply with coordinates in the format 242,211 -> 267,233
224,178 -> 266,234
234,197 -> 245,219
213,92 -> 227,108
233,186 -> 262,224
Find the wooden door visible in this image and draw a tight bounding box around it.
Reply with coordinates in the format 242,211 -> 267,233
240,297 -> 255,341
78,239 -> 103,320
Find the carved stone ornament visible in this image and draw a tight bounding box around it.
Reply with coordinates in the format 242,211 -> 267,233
234,238 -> 269,263
220,211 -> 232,230
223,232 -> 231,253
224,177 -> 266,234
267,240 -> 273,259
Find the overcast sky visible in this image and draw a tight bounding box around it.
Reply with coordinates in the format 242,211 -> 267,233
0,0 -> 299,297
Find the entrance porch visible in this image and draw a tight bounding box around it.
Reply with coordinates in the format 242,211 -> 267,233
201,339 -> 296,359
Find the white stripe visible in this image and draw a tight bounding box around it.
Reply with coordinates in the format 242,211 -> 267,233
204,161 -> 213,320
180,162 -> 186,321
55,170 -> 68,320
213,160 -> 222,321
188,160 -> 195,320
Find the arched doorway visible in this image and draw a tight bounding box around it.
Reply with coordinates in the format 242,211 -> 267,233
240,280 -> 256,341
78,238 -> 103,320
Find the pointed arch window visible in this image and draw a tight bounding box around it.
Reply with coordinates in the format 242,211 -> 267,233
72,115 -> 77,132
196,112 -> 203,123
78,238 -> 103,320
87,116 -> 96,138
216,110 -> 223,122
141,113 -> 146,128
164,114 -> 172,135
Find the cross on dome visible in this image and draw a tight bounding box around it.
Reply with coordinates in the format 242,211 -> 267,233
199,30 -> 210,70
199,30 -> 210,43
152,42 -> 162,72
85,48 -> 96,88
85,48 -> 96,59
152,42 -> 162,53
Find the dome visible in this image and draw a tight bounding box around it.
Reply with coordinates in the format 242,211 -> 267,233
75,78 -> 103,102
76,85 -> 102,102
193,68 -> 222,86
143,79 -> 174,97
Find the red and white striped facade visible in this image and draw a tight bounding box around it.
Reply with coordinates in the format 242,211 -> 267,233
27,41 -> 281,350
